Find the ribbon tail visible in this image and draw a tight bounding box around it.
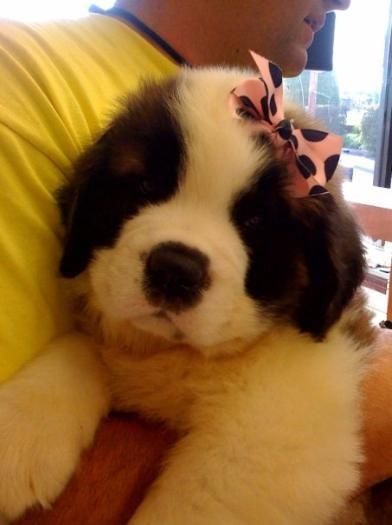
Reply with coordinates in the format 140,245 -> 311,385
293,129 -> 343,190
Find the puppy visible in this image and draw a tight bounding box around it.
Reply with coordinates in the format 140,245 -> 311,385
0,56 -> 375,524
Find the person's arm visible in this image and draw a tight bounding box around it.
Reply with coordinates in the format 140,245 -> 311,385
358,329 -> 392,493
14,414 -> 177,525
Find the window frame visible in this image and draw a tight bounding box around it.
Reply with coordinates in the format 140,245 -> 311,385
374,3 -> 392,189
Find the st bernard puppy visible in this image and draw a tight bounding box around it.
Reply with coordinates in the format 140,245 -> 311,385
0,57 -> 375,524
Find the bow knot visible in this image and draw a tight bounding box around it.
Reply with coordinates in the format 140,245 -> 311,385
229,51 -> 343,197
276,119 -> 294,141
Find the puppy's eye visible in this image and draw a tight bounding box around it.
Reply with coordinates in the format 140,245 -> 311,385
243,215 -> 262,230
139,177 -> 155,195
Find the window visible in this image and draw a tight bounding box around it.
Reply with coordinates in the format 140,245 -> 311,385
285,1 -> 392,192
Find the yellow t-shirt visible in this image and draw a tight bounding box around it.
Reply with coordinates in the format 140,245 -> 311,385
0,14 -> 178,382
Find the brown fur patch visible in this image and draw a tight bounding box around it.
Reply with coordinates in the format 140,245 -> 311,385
341,290 -> 377,350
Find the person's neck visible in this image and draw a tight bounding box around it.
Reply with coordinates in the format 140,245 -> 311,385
113,0 -> 220,66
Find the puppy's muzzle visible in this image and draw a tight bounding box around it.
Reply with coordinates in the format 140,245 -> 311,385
143,241 -> 211,313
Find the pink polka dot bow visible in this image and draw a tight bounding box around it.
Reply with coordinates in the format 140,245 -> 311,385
229,51 -> 343,197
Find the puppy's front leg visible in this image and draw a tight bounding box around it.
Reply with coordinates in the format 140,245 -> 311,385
129,387 -> 360,525
0,332 -> 110,522
129,427 -> 250,525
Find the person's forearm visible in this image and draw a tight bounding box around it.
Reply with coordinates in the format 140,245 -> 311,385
358,330 -> 392,493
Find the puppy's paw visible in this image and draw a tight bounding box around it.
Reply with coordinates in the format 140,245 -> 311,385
0,389 -> 84,521
0,333 -> 110,521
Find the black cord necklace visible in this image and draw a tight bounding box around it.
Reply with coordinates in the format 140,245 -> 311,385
89,4 -> 189,66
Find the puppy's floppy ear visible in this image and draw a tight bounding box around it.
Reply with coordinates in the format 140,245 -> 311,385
57,129 -> 143,278
57,78 -> 184,279
58,132 -> 111,278
294,194 -> 365,339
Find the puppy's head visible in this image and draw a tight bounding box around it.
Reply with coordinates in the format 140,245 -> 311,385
58,68 -> 364,356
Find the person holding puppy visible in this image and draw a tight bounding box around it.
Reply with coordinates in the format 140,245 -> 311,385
0,0 -> 391,522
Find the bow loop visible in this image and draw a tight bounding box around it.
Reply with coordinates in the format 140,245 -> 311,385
229,51 -> 343,197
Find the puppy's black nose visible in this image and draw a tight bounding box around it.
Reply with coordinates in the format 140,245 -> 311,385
143,241 -> 210,312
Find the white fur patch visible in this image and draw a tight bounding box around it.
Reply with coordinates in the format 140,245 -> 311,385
88,68 -> 276,354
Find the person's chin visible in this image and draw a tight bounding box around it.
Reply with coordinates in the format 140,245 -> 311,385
280,46 -> 309,77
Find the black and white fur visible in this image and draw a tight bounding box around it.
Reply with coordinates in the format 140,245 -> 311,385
0,66 -> 371,524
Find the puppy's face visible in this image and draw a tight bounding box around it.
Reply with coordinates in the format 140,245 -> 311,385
59,68 -> 364,356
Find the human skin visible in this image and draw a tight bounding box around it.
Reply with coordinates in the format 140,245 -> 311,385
359,330 -> 392,492
115,0 -> 351,75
